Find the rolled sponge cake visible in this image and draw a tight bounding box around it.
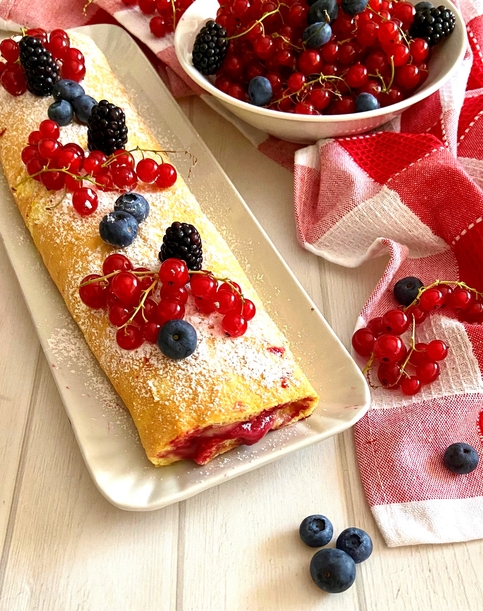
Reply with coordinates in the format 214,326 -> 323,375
0,31 -> 319,466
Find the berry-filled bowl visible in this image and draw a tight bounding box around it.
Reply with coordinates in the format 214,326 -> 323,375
174,0 -> 467,143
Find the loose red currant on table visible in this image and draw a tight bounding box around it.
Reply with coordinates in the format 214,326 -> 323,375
373,334 -> 406,363
352,277 -> 482,394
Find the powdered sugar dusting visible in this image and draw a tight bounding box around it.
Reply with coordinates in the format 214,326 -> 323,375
0,30 -> 317,465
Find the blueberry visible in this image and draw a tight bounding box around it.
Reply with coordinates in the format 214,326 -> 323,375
72,94 -> 98,124
308,0 -> 338,25
52,79 -> 85,102
336,527 -> 373,563
302,22 -> 332,49
248,76 -> 273,106
341,0 -> 369,15
415,1 -> 433,10
114,192 -> 150,223
99,210 -> 138,248
355,92 -> 380,112
444,443 -> 479,474
299,515 -> 333,547
310,548 -> 356,593
48,99 -> 74,126
157,319 -> 197,360
393,276 -> 424,306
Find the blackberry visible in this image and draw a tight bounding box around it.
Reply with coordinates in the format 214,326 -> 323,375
159,222 -> 203,271
192,21 -> 229,76
19,36 -> 60,96
410,5 -> 456,46
87,99 -> 128,156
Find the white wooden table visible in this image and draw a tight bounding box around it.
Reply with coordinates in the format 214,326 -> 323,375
1,96 -> 482,611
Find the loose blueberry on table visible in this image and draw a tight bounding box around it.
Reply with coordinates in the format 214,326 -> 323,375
299,514 -> 334,547
336,527 -> 373,563
443,442 -> 479,475
310,548 -> 357,593
190,0 -> 457,114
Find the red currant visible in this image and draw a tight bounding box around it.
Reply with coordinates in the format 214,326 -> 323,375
116,324 -> 144,350
109,304 -> 132,327
72,187 -> 98,216
408,343 -> 429,366
426,339 -> 449,361
136,158 -> 160,183
190,273 -> 218,299
373,334 -> 406,363
155,163 -> 177,188
1,65 -> 27,96
103,253 -> 133,276
79,275 -> 108,309
419,288 -> 444,311
377,362 -> 401,388
159,258 -> 189,287
110,272 -> 142,306
381,309 -> 410,335
400,376 -> 421,396
352,327 -> 376,357
448,287 -> 474,311
416,360 -> 440,384
222,312 -> 248,337
155,299 -> 185,326
0,39 -> 19,62
142,321 -> 162,343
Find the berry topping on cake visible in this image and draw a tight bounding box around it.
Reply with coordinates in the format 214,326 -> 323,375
52,78 -> 85,102
114,192 -> 150,223
410,5 -> 456,46
159,222 -> 203,271
157,319 -> 197,359
87,100 -> 128,155
192,20 -> 229,75
72,94 -> 97,124
19,36 -> 60,96
99,210 -> 139,248
48,99 -> 74,126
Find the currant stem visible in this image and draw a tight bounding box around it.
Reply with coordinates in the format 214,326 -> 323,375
120,278 -> 159,329
82,0 -> 95,16
79,268 -> 155,288
227,7 -> 282,40
404,280 -> 483,310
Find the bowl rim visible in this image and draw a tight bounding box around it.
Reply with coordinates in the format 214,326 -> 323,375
174,0 -> 468,124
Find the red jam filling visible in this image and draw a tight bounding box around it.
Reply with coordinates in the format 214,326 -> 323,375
158,399 -> 311,465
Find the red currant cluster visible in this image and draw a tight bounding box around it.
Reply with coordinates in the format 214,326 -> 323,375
352,280 -> 483,396
0,29 -> 85,97
79,254 -> 257,350
213,0 -> 432,113
121,0 -> 195,38
20,120 -> 178,215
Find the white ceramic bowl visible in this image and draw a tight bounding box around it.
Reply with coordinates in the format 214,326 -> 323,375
175,0 -> 467,143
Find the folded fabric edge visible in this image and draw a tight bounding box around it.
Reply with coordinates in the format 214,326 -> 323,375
372,496 -> 483,547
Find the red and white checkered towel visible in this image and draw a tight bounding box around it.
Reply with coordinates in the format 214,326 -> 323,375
2,0 -> 483,547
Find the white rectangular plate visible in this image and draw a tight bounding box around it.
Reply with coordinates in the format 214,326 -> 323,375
0,24 -> 370,511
